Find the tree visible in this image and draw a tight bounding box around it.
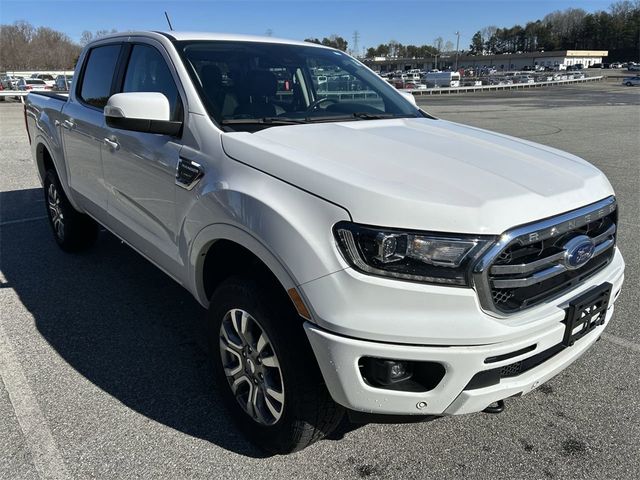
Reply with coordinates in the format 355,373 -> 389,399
315,35 -> 348,51
80,30 -> 93,46
433,36 -> 444,52
470,31 -> 484,54
0,20 -> 81,71
472,2 -> 639,61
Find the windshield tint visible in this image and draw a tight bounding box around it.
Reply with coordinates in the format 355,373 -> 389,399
176,40 -> 422,129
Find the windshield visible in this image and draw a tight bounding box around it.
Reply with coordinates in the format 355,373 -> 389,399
176,40 -> 423,130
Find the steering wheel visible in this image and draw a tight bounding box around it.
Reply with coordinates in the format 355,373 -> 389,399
307,97 -> 338,111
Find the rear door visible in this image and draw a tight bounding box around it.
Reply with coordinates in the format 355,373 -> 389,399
62,43 -> 122,216
101,40 -> 184,276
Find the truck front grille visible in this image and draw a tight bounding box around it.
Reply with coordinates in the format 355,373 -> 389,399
473,197 -> 617,315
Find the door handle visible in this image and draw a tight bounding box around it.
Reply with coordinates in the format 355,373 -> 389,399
103,138 -> 120,150
62,119 -> 75,130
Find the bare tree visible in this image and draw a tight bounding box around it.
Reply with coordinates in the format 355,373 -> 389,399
0,21 -> 81,71
80,30 -> 93,46
433,36 -> 444,52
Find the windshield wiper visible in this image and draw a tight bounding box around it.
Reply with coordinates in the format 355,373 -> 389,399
221,117 -> 307,126
305,112 -> 414,123
222,113 -> 416,128
352,112 -> 400,119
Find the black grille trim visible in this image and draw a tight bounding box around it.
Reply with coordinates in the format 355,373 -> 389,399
465,344 -> 565,390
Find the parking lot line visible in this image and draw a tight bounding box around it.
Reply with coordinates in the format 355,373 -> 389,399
0,215 -> 47,227
0,323 -> 70,480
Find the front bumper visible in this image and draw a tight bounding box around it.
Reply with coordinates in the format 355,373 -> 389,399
303,251 -> 624,416
305,306 -> 611,415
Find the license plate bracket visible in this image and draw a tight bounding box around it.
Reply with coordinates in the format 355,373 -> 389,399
563,282 -> 612,347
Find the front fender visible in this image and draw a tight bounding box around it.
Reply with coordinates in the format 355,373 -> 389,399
182,167 -> 351,308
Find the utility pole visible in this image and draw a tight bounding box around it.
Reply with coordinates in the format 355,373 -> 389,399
455,31 -> 460,71
352,30 -> 360,58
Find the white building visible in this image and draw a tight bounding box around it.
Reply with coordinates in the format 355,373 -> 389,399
457,50 -> 608,70
364,50 -> 608,73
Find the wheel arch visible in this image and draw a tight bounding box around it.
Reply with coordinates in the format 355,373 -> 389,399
35,140 -> 55,184
189,223 -> 309,319
34,136 -> 82,211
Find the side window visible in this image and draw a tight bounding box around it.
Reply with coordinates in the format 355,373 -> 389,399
79,45 -> 121,109
122,44 -> 181,120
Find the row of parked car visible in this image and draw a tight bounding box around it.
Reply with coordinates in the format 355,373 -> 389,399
0,73 -> 73,91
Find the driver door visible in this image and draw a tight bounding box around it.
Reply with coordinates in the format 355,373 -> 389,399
102,42 -> 184,278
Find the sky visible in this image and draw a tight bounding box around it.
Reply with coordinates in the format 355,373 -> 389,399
1,0 -> 614,52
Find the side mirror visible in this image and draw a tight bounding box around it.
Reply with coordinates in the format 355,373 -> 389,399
104,92 -> 182,136
399,91 -> 418,107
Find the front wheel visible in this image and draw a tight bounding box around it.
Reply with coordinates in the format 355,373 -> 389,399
625,82 -> 633,86
208,275 -> 344,453
44,169 -> 98,252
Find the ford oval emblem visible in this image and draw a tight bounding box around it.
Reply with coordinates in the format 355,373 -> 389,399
562,235 -> 595,270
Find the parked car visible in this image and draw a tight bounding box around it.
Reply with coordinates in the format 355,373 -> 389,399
623,76 -> 640,86
54,75 -> 73,91
25,31 -> 625,454
424,71 -> 461,88
30,73 -> 56,86
1,75 -> 22,89
17,78 -> 50,91
513,75 -> 534,84
627,64 -> 640,71
610,63 -> 622,69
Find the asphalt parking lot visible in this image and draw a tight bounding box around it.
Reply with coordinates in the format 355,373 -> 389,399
1,81 -> 639,480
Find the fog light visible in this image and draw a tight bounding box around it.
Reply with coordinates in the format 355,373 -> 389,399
362,358 -> 413,386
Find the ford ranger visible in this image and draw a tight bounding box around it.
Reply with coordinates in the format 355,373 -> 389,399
24,31 -> 625,453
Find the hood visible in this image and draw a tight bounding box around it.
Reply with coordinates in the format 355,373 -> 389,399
221,118 -> 614,234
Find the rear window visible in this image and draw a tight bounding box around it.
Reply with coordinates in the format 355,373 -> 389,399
79,44 -> 121,109
27,79 -> 45,84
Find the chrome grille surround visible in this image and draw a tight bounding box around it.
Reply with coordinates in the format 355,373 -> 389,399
473,196 -> 617,317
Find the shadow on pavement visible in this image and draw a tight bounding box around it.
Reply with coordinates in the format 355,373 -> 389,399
1,187 -> 274,457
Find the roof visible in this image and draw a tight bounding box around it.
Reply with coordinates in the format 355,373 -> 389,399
88,30 -> 332,49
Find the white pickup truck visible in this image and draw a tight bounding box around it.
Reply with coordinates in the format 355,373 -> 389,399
25,31 -> 625,453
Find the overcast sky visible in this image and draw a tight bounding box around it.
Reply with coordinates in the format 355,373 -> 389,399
1,0 -> 612,51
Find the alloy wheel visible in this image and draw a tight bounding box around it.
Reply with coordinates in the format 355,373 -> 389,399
47,183 -> 64,240
219,309 -> 285,425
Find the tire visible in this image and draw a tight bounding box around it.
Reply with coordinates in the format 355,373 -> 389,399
44,169 -> 98,252
626,82 -> 633,86
208,275 -> 344,454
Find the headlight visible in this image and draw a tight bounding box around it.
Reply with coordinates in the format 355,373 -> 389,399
334,222 -> 495,286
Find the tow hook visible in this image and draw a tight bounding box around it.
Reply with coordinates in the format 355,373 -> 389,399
483,399 -> 505,414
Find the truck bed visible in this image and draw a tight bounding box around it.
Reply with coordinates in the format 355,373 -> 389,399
28,91 -> 69,102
